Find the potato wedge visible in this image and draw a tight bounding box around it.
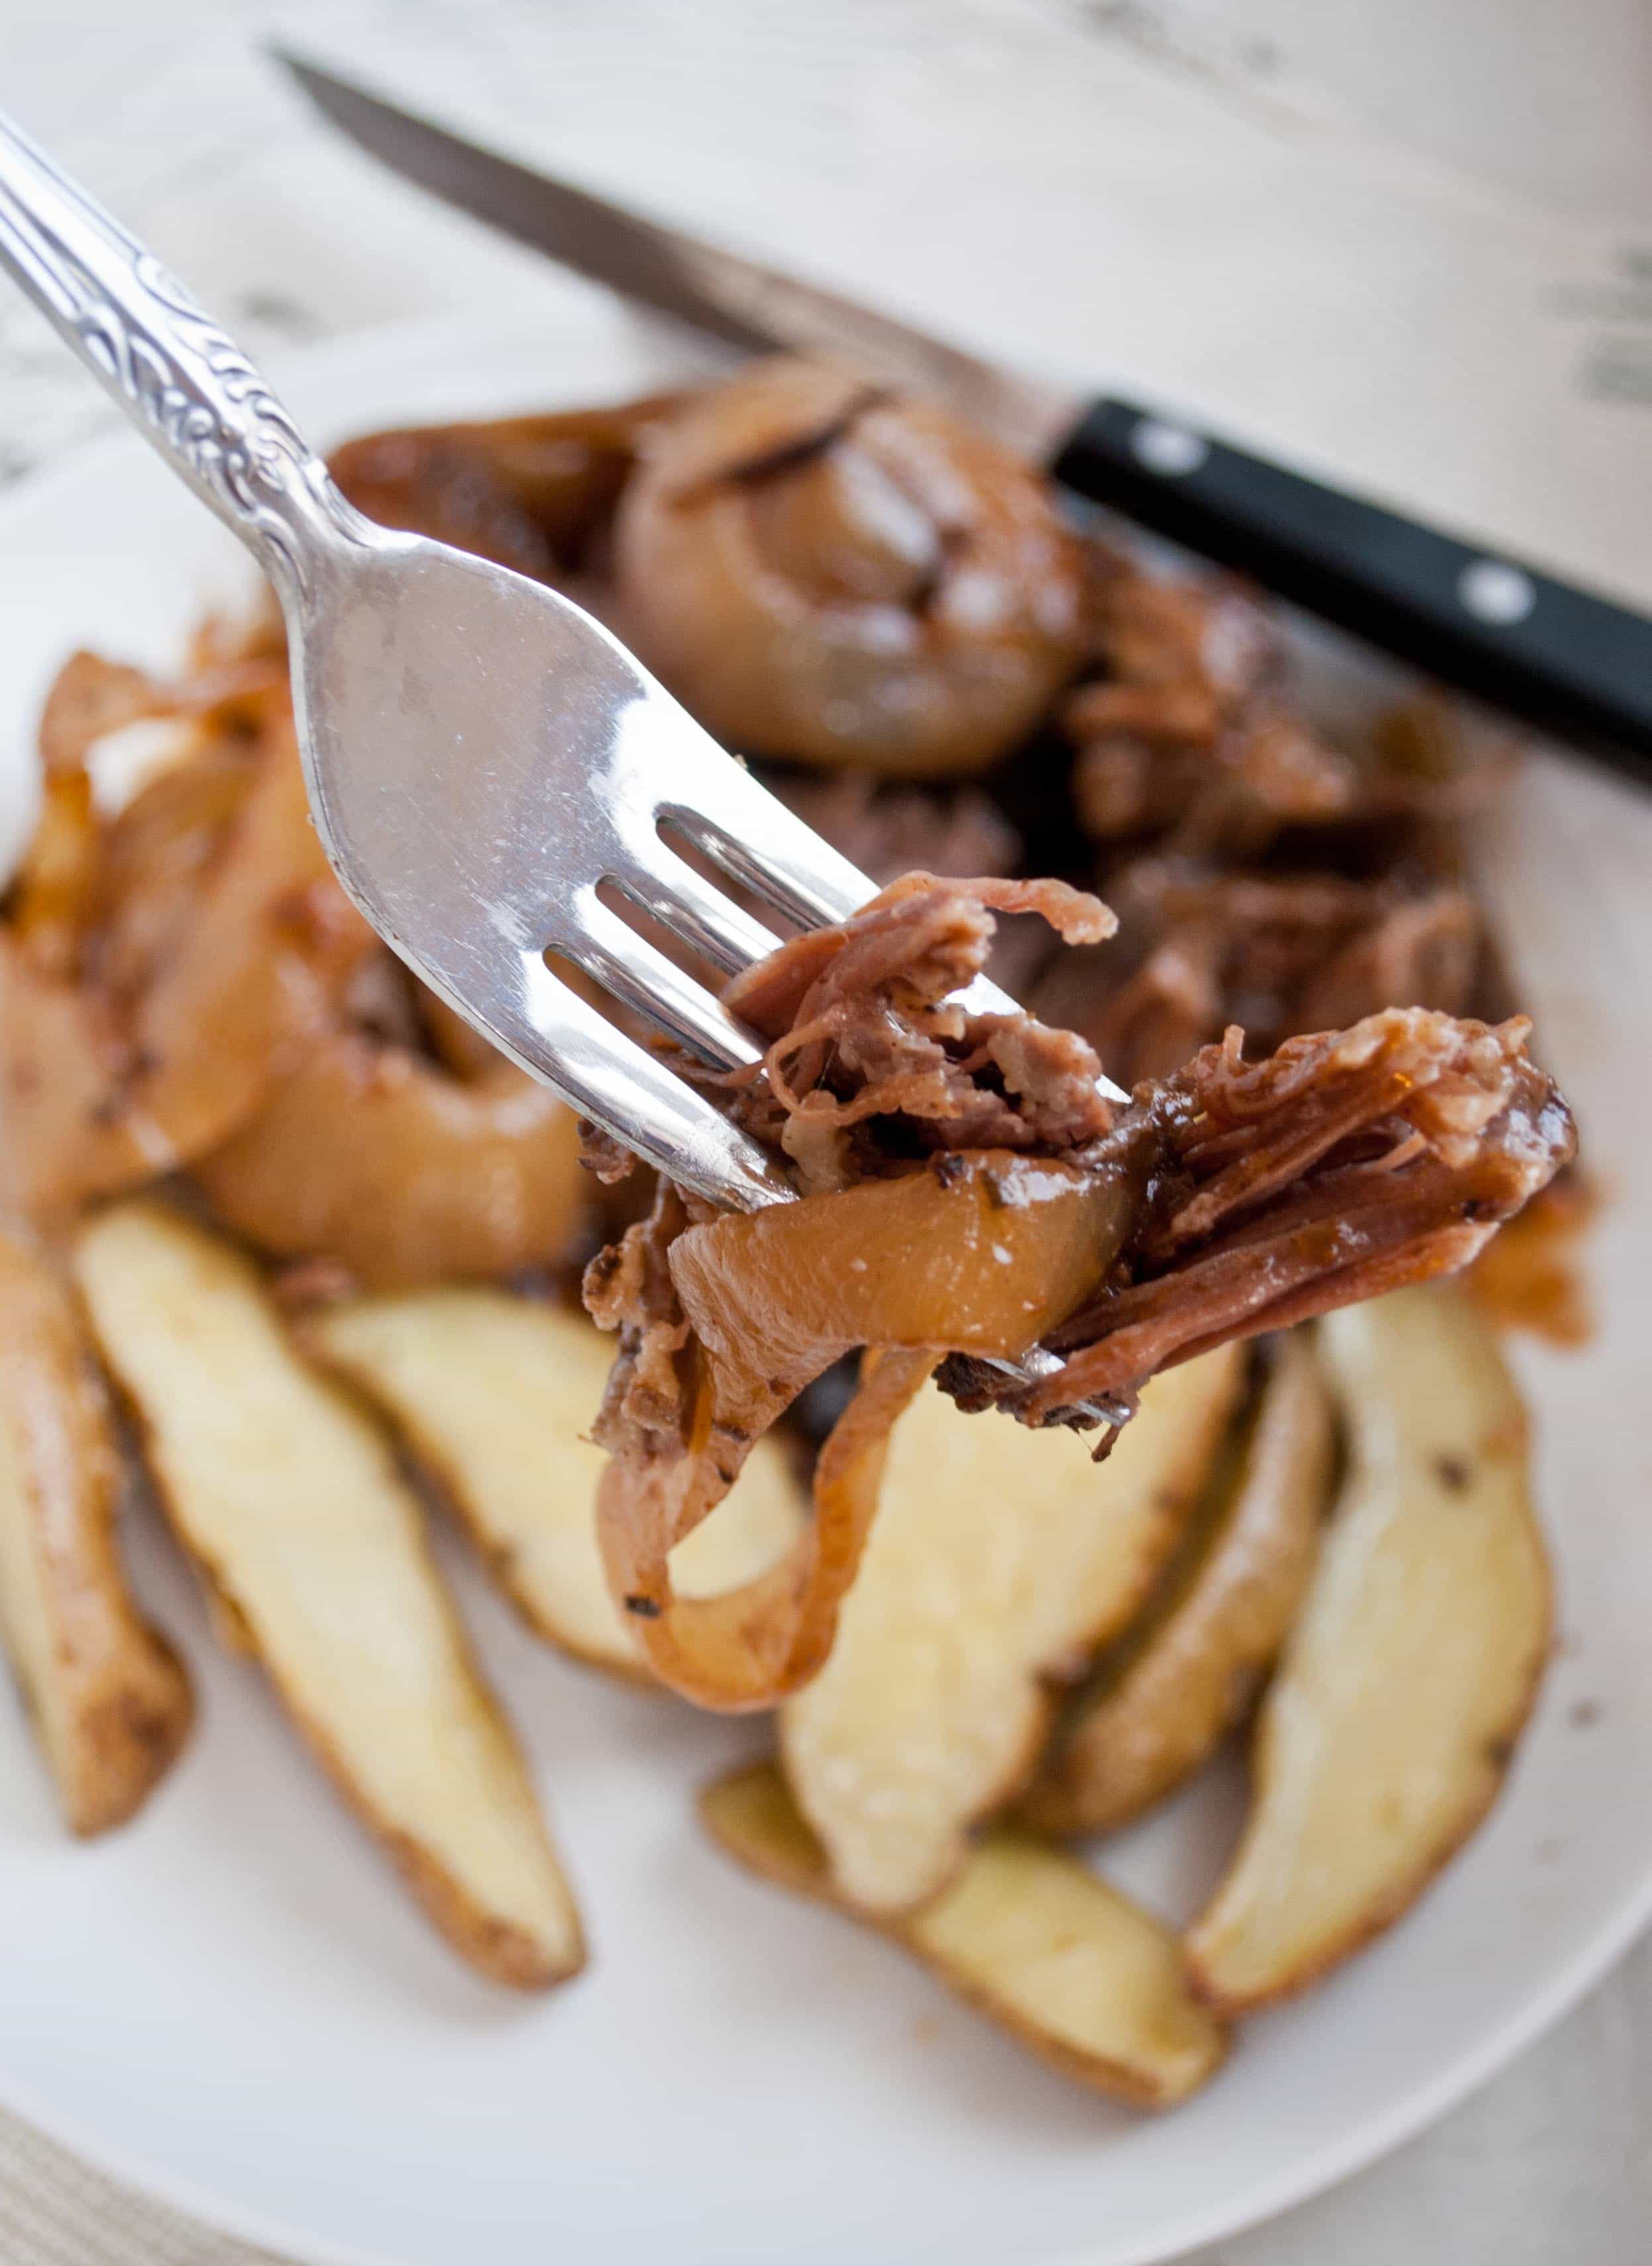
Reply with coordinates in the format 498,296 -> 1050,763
700,1761 -> 1226,2108
307,1287 -> 806,1679
779,1347 -> 1243,1913
1022,1334 -> 1332,1836
73,1202 -> 582,1989
0,1228 -> 192,1834
1185,1286 -> 1551,2014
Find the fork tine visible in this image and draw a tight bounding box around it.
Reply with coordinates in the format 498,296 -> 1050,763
657,751 -> 1129,1100
608,827 -> 783,975
417,947 -> 789,1208
552,890 -> 765,1071
653,743 -> 871,931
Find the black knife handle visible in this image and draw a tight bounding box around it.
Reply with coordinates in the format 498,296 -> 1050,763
1052,397 -> 1652,783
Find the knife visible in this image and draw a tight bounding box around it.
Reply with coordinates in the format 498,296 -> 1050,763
276,48 -> 1652,785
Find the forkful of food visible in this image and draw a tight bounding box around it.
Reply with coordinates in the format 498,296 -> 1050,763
0,105 -> 1134,1410
0,108 -> 1574,1707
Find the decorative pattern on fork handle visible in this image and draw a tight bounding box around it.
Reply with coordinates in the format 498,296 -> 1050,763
0,111 -> 358,592
79,252 -> 315,561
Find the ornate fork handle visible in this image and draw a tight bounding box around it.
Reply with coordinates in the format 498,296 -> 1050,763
0,107 -> 361,595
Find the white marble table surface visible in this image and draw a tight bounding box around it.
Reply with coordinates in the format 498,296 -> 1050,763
1,4 -> 1648,2261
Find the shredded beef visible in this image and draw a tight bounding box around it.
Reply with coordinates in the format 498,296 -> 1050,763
1065,549 -> 1504,861
583,871 -> 1573,1444
578,1119 -> 641,1186
584,1183 -> 698,1455
940,1007 -> 1569,1422
1064,557 -> 1350,852
1035,859 -> 1484,1085
711,872 -> 1117,1191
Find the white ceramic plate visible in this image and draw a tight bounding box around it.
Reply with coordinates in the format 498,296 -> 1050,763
1,296 -> 1649,2266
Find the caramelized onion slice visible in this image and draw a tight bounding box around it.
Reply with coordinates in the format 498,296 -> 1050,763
328,394 -> 685,579
4,715 -> 370,1220
590,1155 -> 1134,1709
5,762 -> 99,980
122,715 -> 374,1170
194,1027 -> 591,1291
1,943 -> 150,1217
93,740 -> 254,1004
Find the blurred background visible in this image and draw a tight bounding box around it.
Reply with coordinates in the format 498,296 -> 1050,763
7,0 -> 1652,602
1,4 -> 1648,2263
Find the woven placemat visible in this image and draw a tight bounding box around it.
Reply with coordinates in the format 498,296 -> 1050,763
0,2112 -> 280,2266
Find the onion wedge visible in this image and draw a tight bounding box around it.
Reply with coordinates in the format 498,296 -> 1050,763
1022,1333 -> 1332,1836
700,1761 -> 1227,2108
0,1228 -> 192,1834
73,1203 -> 582,1989
193,1029 -> 589,1290
779,1346 -> 1243,1912
4,712 -> 372,1219
308,1288 -> 804,1680
592,1154 -> 1135,1709
1185,1286 -> 1551,2013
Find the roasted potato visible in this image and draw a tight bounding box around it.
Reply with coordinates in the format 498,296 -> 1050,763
307,1286 -> 806,1679
779,1347 -> 1243,1913
73,1202 -> 583,1989
1022,1334 -> 1332,1836
0,1227 -> 192,1834
702,1762 -> 1227,2108
1185,1286 -> 1551,2013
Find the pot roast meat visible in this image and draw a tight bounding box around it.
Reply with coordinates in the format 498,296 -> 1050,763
586,871 -> 1571,1408
712,874 -> 1117,1190
1065,549 -> 1505,862
1035,860 -> 1486,1087
1065,557 -> 1353,854
581,872 -> 1571,1707
941,1006 -> 1572,1422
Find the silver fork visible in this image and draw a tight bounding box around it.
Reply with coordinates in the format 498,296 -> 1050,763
0,110 -> 1127,1414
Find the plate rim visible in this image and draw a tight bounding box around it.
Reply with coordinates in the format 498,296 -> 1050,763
1,302 -> 1646,2266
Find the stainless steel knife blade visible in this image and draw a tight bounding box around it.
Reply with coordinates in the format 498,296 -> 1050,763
273,48 -> 1076,459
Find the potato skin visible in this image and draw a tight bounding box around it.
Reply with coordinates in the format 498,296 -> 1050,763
0,1229 -> 192,1835
700,1762 -> 1227,2109
1184,1288 -> 1553,2016
74,1203 -> 585,1990
1020,1333 -> 1331,1837
284,1707 -> 583,1994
